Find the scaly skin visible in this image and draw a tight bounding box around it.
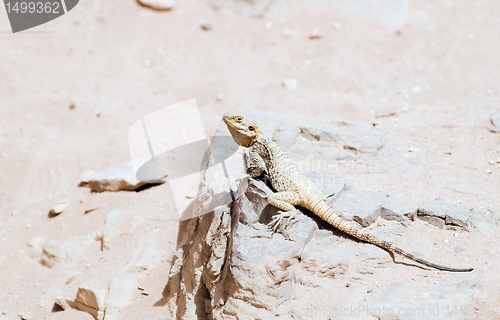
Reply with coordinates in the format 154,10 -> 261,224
223,112 -> 473,272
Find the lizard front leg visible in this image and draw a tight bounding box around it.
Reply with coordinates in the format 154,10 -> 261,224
234,148 -> 267,183
247,148 -> 267,178
267,191 -> 301,230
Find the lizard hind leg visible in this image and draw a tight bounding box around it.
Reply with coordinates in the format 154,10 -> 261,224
267,191 -> 301,231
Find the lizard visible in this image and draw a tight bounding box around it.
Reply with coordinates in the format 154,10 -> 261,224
223,112 -> 473,272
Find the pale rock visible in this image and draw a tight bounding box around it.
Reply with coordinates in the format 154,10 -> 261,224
209,0 -> 223,10
200,20 -> 212,30
445,204 -> 472,230
137,0 -> 174,10
49,200 -> 68,216
41,240 -> 65,267
99,209 -> 124,250
86,159 -> 166,192
471,208 -> 499,236
27,237 -> 65,268
281,78 -> 297,91
489,111 -> 500,133
54,296 -> 70,310
55,286 -> 106,320
129,215 -> 145,232
251,0 -> 269,17
84,206 -> 99,214
418,202 -> 471,230
302,170 -> 347,201
418,201 -> 448,228
381,197 -> 416,225
298,120 -> 387,156
282,27 -> 291,37
79,169 -> 97,186
18,313 -> 29,320
63,271 -> 81,284
309,26 -> 321,39
164,111 -> 479,319
104,234 -> 170,320
327,188 -> 385,227
68,98 -> 76,109
27,237 -> 46,261
64,232 -> 98,267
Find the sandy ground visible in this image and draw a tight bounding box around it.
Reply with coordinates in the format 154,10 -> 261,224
0,0 -> 499,319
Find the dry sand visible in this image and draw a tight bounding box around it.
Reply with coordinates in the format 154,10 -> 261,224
0,0 -> 499,319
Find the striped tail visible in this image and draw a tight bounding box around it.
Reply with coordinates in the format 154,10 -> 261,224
314,201 -> 473,272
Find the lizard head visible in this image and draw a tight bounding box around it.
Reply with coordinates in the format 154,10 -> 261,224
223,112 -> 259,148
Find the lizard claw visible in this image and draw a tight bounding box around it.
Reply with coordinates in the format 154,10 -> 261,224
269,210 -> 297,231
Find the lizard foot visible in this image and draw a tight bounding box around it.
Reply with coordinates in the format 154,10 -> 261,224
270,210 -> 298,231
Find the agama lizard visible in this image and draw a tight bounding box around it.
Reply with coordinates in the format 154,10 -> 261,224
223,112 -> 473,272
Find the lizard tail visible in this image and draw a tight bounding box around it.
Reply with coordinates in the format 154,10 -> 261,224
316,202 -> 473,272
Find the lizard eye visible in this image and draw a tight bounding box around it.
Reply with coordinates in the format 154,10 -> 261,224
248,126 -> 254,131
236,117 -> 242,123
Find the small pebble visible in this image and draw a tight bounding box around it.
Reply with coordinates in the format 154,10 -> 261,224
486,169 -> 492,174
50,200 -> 68,216
309,26 -> 321,39
137,0 -> 174,10
79,169 -> 97,186
282,27 -> 291,37
200,21 -> 212,30
84,207 -> 99,214
489,112 -> 500,132
489,160 -> 495,165
282,78 -> 297,91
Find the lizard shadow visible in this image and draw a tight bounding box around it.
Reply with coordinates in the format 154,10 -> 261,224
295,208 -> 434,271
251,176 -> 436,271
